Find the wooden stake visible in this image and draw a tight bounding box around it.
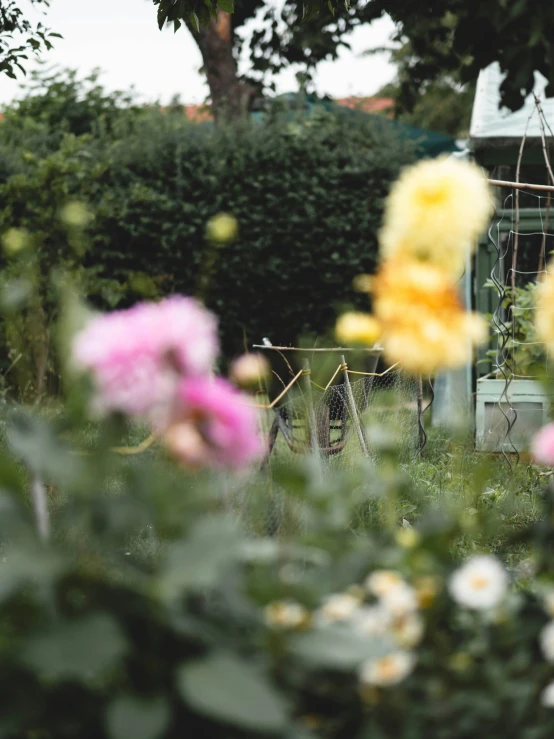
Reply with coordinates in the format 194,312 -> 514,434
341,355 -> 369,456
302,359 -> 319,455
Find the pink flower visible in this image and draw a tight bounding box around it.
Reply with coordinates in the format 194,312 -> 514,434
164,377 -> 263,469
72,297 -> 218,417
532,423 -> 554,466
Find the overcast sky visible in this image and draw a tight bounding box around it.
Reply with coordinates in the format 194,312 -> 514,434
0,0 -> 397,107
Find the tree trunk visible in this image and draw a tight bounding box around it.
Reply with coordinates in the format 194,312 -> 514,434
190,10 -> 254,124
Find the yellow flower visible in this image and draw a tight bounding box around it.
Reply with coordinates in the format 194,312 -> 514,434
372,259 -> 487,375
335,312 -> 382,346
379,156 -> 493,277
535,265 -> 554,353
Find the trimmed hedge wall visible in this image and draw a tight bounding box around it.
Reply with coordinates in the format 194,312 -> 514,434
0,110 -> 416,359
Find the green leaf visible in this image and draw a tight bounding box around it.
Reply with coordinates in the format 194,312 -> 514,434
21,613 -> 127,682
173,18 -> 182,32
218,0 -> 234,13
302,0 -> 319,20
177,653 -> 288,732
0,278 -> 32,314
0,545 -> 66,603
107,696 -> 170,739
188,11 -> 200,32
158,516 -> 241,599
7,412 -> 82,488
290,627 -> 392,670
157,4 -> 169,30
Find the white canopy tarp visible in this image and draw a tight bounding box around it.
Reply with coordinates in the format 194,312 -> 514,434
470,63 -> 554,140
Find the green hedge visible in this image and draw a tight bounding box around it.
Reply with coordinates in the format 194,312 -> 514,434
0,109 -> 416,359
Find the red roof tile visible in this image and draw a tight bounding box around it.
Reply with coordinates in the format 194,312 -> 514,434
335,96 -> 394,115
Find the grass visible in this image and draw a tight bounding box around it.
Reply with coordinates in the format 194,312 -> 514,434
380,426 -> 544,563
2,396 -> 547,569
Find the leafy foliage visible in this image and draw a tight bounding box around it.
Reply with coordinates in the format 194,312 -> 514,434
0,336 -> 553,737
375,41 -> 475,139
154,0 -> 554,114
1,125 -> 554,736
0,0 -> 60,78
0,78 -> 417,370
485,281 -> 545,377
4,66 -> 140,137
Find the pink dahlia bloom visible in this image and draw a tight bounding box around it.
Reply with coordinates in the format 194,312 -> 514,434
164,377 -> 263,469
532,423 -> 554,466
72,297 -> 218,417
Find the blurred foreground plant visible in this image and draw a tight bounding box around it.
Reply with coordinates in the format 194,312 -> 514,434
3,157 -> 554,739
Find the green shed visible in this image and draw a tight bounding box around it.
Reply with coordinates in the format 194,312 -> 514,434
470,62 -> 554,377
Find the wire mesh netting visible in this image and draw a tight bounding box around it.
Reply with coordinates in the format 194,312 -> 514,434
229,369 -> 421,538
262,370 -> 420,470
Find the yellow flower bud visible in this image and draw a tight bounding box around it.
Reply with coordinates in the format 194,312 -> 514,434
206,212 -> 238,243
229,353 -> 270,389
396,527 -> 420,549
2,228 -> 30,256
59,201 -> 92,228
352,273 -> 373,292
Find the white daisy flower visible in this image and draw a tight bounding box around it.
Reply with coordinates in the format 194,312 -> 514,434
366,570 -> 405,597
542,681 -> 554,708
381,583 -> 419,616
352,605 -> 391,637
359,651 -> 415,687
390,612 -> 425,648
264,601 -> 309,629
540,621 -> 554,662
317,593 -> 361,623
448,555 -> 508,610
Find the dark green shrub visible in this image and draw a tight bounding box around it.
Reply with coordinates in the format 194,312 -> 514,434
0,93 -> 416,362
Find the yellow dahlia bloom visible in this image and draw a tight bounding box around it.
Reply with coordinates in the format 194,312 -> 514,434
535,266 -> 554,353
379,156 -> 493,277
335,311 -> 382,346
372,260 -> 487,375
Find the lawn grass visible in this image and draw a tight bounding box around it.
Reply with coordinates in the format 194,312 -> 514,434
2,400 -> 547,569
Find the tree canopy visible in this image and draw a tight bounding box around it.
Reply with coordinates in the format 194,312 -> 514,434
2,0 -> 554,122
154,0 -> 554,114
374,41 -> 475,139
0,0 -> 60,79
